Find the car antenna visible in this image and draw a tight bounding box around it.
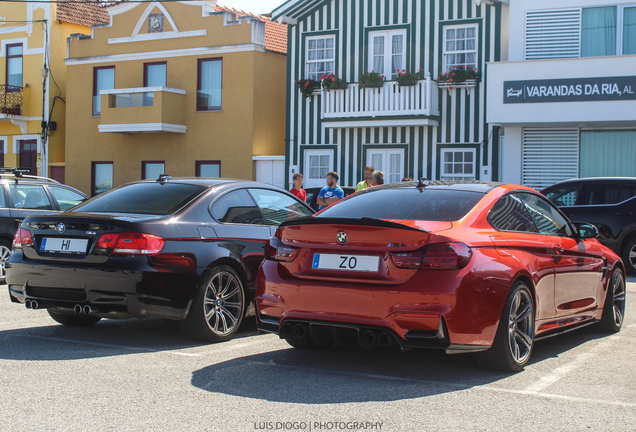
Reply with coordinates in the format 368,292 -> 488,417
417,178 -> 430,192
157,173 -> 172,185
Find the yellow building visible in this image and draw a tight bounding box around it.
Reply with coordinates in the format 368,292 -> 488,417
65,0 -> 288,196
0,0 -> 109,181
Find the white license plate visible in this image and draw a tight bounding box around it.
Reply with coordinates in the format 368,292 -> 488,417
40,238 -> 89,254
312,254 -> 380,272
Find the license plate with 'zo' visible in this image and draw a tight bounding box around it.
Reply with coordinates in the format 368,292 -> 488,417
312,254 -> 380,272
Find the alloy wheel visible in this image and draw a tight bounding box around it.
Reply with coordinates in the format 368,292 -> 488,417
629,245 -> 636,273
0,245 -> 11,279
612,271 -> 626,327
203,271 -> 243,336
508,289 -> 534,364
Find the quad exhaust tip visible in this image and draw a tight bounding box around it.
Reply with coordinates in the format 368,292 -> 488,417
74,304 -> 93,315
24,299 -> 38,310
83,305 -> 92,315
25,299 -> 32,309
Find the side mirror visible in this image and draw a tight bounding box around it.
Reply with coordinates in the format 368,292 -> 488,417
576,223 -> 599,240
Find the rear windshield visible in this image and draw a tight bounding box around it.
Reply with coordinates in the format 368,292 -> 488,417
318,188 -> 484,221
72,183 -> 207,215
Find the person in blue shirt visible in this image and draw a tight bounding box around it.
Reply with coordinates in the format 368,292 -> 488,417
317,172 -> 345,210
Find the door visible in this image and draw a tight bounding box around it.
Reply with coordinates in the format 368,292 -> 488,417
50,166 -> 65,184
255,159 -> 285,189
304,150 -> 333,188
518,192 -> 605,317
8,184 -> 57,229
19,140 -> 37,175
367,149 -> 404,184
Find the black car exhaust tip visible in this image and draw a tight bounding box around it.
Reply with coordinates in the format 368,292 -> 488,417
25,299 -> 32,309
361,330 -> 376,347
281,322 -> 294,338
74,304 -> 83,315
377,332 -> 394,348
83,305 -> 92,315
294,324 -> 307,338
31,300 -> 39,310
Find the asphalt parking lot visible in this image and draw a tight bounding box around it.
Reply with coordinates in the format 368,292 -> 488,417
1,279 -> 635,432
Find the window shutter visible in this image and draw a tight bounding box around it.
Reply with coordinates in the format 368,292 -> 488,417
522,129 -> 579,190
525,9 -> 582,60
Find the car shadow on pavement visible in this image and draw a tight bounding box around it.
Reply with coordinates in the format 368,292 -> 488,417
191,325 -> 611,404
0,315 -> 260,361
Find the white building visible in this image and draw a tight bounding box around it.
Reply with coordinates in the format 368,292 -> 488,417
487,0 -> 636,189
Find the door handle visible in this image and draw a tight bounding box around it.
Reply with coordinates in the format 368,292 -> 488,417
553,244 -> 565,254
616,212 -> 633,216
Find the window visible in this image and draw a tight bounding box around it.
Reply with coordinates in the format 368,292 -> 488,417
196,161 -> 220,178
544,184 -> 582,207
142,161 -> 165,180
319,189 -> 484,222
92,162 -> 114,196
211,189 -> 264,225
367,149 -> 404,184
93,66 -> 115,116
441,149 -> 476,181
197,59 -> 222,111
74,183 -> 206,215
0,184 -> 6,208
9,185 -> 52,210
6,44 -> 23,88
618,183 -> 636,203
587,184 -> 621,205
443,26 -> 477,72
144,62 -> 167,87
49,186 -> 87,211
248,189 -> 313,225
369,30 -> 406,80
489,194 -> 538,233
304,150 -> 333,188
582,6 -> 617,57
306,36 -> 335,81
625,7 -> 636,55
517,192 -> 574,237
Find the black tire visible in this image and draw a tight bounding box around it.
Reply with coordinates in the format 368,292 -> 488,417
475,280 -> 535,373
48,309 -> 101,327
599,267 -> 626,333
0,238 -> 12,284
179,265 -> 245,343
622,238 -> 636,276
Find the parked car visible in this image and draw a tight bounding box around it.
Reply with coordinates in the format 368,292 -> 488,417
256,181 -> 625,372
7,177 -> 314,342
0,168 -> 88,283
542,178 -> 636,274
304,186 -> 356,211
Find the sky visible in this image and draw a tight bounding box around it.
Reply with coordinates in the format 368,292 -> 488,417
218,0 -> 285,15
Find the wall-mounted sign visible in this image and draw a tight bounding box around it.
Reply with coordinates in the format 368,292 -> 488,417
504,76 -> 636,104
148,13 -> 164,33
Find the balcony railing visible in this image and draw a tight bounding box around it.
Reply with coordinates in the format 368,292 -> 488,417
0,85 -> 24,116
321,76 -> 440,121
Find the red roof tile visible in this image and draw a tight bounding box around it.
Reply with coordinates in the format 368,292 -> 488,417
216,5 -> 288,55
56,0 -> 111,28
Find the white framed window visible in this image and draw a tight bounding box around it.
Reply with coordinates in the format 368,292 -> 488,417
441,149 -> 476,181
368,29 -> 407,80
367,149 -> 404,184
443,25 -> 478,72
306,36 -> 335,81
304,149 -> 333,188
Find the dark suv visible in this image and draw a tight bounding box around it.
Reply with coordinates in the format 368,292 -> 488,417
0,169 -> 88,281
543,178 -> 636,274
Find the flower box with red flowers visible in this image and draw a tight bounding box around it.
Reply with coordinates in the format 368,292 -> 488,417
437,66 -> 481,89
295,78 -> 322,98
359,71 -> 386,89
321,73 -> 349,91
396,69 -> 425,87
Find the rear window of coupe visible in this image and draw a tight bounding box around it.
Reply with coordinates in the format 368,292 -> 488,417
71,183 -> 207,215
317,188 -> 484,222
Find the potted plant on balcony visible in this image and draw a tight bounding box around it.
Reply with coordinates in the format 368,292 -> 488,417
437,66 -> 481,93
359,71 -> 385,89
321,73 -> 348,91
296,78 -> 322,98
396,69 -> 425,87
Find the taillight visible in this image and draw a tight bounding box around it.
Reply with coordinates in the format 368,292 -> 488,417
12,228 -> 33,250
96,232 -> 165,255
264,235 -> 299,262
391,243 -> 472,270
421,242 -> 472,270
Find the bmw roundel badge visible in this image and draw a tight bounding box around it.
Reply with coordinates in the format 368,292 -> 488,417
336,231 -> 348,245
56,223 -> 66,233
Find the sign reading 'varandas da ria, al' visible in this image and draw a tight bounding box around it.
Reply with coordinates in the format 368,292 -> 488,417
503,76 -> 636,104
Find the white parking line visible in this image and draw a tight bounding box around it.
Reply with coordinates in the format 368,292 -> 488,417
523,335 -> 620,393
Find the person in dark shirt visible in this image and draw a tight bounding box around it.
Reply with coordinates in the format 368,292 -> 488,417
289,173 -> 307,202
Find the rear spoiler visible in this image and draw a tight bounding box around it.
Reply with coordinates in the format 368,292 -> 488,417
279,216 -> 429,233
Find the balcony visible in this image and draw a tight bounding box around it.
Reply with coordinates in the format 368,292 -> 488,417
321,77 -> 440,128
0,85 -> 32,133
98,87 -> 187,134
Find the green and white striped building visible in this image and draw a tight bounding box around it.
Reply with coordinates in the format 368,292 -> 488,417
272,0 -> 507,189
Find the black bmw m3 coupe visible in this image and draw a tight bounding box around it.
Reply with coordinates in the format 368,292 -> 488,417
6,177 -> 313,342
